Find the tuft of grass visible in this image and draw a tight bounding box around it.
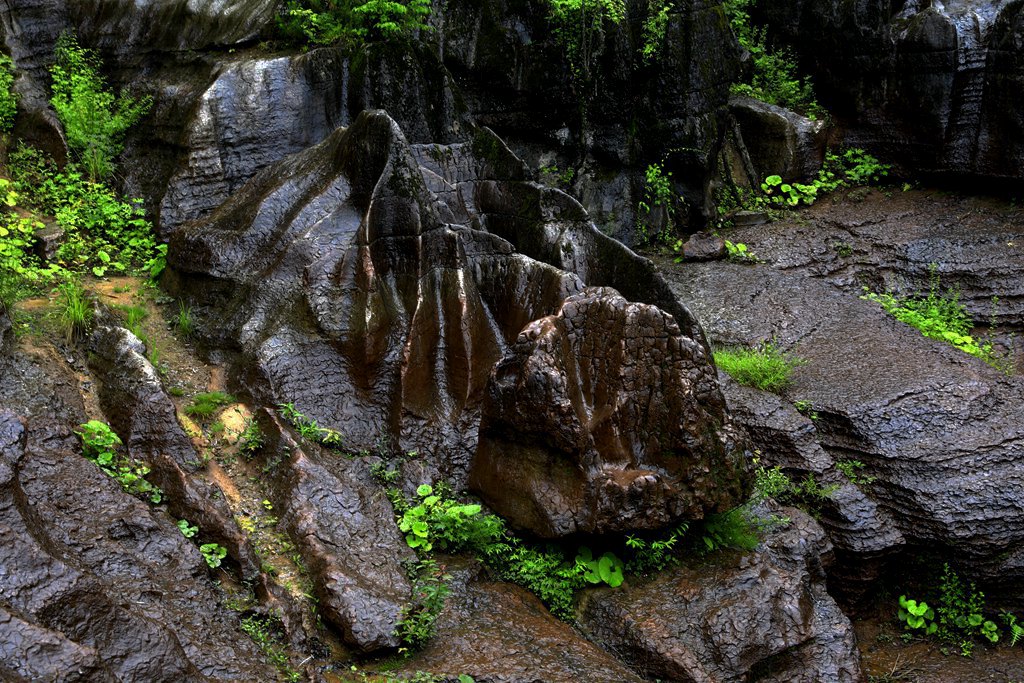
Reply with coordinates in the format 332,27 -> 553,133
176,301 -> 194,337
185,391 -> 236,419
115,304 -> 147,337
713,343 -> 803,393
57,278 -> 92,342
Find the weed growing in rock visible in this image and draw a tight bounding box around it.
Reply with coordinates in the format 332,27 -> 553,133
713,342 -> 802,393
77,420 -> 162,504
481,539 -> 588,620
397,484 -> 505,554
624,523 -> 689,574
861,266 -> 1008,371
278,402 -> 349,449
177,519 -> 198,538
836,460 -> 876,486
636,161 -> 682,245
200,542 -> 227,569
724,240 -> 760,263
700,506 -> 762,553
395,558 -> 451,650
753,460 -> 838,508
576,546 -> 625,587
238,418 -> 266,458
186,391 -> 236,419
57,277 -> 93,342
176,302 -> 194,337
369,460 -> 400,485
240,612 -> 300,681
50,33 -> 151,182
0,54 -> 17,135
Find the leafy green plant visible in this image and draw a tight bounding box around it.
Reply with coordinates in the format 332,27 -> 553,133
792,399 -> 818,421
701,506 -> 761,553
624,523 -> 688,574
279,0 -> 431,46
397,484 -> 505,554
713,342 -> 802,393
177,519 -> 199,538
176,301 -> 194,337
636,161 -> 681,245
57,277 -> 92,342
1001,612 -> 1024,647
640,0 -> 672,62
753,461 -> 838,509
0,54 -> 18,135
50,33 -> 152,181
241,612 -> 299,679
370,460 -> 400,485
238,418 -> 265,458
200,542 -> 227,569
898,595 -> 937,635
836,460 -> 876,486
576,547 -> 624,587
482,539 -> 587,620
724,239 -> 760,263
546,0 -> 626,83
116,304 -> 147,337
186,391 -> 236,419
935,564 -> 997,645
277,402 -> 350,449
394,558 -> 451,649
77,420 -> 162,503
861,265 -> 1006,370
539,164 -> 576,188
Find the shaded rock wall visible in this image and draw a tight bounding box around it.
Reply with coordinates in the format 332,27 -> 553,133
765,0 -> 1024,183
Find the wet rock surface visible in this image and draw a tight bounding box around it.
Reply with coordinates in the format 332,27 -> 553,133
657,197 -> 1024,599
394,558 -> 646,682
261,410 -> 414,653
728,95 -> 829,184
471,287 -> 746,537
577,506 -> 863,682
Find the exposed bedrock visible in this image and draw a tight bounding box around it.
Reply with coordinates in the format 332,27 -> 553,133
259,409 -> 415,653
470,287 -> 746,537
167,110 -> 728,500
662,254 -> 1024,602
725,95 -> 830,187
577,505 -> 864,682
763,0 -> 1024,183
0,411 -> 275,681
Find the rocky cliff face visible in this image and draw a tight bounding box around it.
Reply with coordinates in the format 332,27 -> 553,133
765,0 -> 1024,183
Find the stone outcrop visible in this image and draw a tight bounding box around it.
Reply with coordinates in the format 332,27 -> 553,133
764,0 -> 1024,183
578,505 -> 863,682
470,287 -> 746,537
726,94 -> 829,186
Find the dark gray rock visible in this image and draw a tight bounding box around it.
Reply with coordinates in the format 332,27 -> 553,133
393,558 -> 645,683
261,410 -> 414,654
0,410 -> 274,680
659,247 -> 1024,601
764,0 -> 1024,182
728,95 -> 829,184
681,230 -> 726,261
87,322 -> 263,580
470,287 -> 746,537
577,506 -> 863,682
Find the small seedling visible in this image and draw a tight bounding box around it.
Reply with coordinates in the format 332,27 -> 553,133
200,543 -> 227,569
177,519 -> 198,538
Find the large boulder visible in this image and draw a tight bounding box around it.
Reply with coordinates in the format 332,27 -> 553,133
764,0 -> 1024,183
577,506 -> 863,682
470,287 -> 746,537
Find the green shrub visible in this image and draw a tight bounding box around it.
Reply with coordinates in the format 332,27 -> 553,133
700,506 -> 761,552
636,161 -> 679,245
238,418 -> 266,458
546,0 -> 626,82
50,33 -> 152,181
713,343 -> 803,393
0,54 -> 18,134
640,0 -> 672,62
482,539 -> 587,620
624,523 -> 688,574
77,420 -> 162,503
397,484 -> 505,554
200,542 -> 227,568
860,266 -> 1005,370
279,0 -> 431,46
394,558 -> 450,649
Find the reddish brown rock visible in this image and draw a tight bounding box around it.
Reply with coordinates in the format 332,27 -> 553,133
469,287 -> 747,537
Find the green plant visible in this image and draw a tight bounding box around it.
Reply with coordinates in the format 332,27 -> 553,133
397,484 -> 505,554
186,391 -> 236,419
713,342 -> 802,393
0,54 -> 18,134
539,164 -> 576,188
177,519 -> 199,538
861,265 -> 1006,370
200,542 -> 227,568
935,564 -> 997,645
57,277 -> 93,342
370,460 -> 400,485
624,523 -> 688,574
482,539 -> 587,620
1001,612 -> 1024,647
50,33 -> 152,181
792,399 -> 818,421
395,559 -> 451,649
641,0 -> 672,62
77,420 -> 162,504
724,239 -> 760,263
897,595 -> 937,635
176,301 -> 194,337
636,161 -> 680,245
546,0 -> 626,84
576,547 -> 624,587
836,460 -> 876,486
116,304 -> 147,337
238,418 -> 266,458
279,0 -> 431,46
241,612 -> 299,678
277,402 -> 349,449
701,506 -> 761,553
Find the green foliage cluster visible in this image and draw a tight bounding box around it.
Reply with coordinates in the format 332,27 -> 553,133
186,391 -> 236,419
279,0 -> 431,46
396,484 -> 505,554
241,612 -> 300,681
77,420 -> 162,504
700,506 -> 762,553
636,161 -> 679,245
721,0 -> 820,116
238,418 -> 266,458
576,546 -> 624,587
0,54 -> 18,134
624,523 -> 688,574
713,342 -> 803,393
640,0 -> 673,62
200,542 -> 228,569
278,402 -> 346,448
835,459 -> 876,486
860,266 -> 1006,370
481,539 -> 588,620
546,0 -> 626,83
897,594 -> 937,635
57,278 -> 92,341
394,558 -> 451,650
753,462 -> 838,509
724,240 -> 759,263
50,33 -> 151,182
177,519 -> 199,538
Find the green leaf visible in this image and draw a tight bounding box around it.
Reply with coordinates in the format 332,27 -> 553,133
416,484 -> 433,496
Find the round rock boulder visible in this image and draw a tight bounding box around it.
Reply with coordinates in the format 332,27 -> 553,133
469,287 -> 747,537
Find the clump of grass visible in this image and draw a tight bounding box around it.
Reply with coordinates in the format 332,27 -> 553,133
185,391 -> 236,419
115,304 -> 147,336
713,342 -> 803,393
57,278 -> 92,342
176,301 -> 194,337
